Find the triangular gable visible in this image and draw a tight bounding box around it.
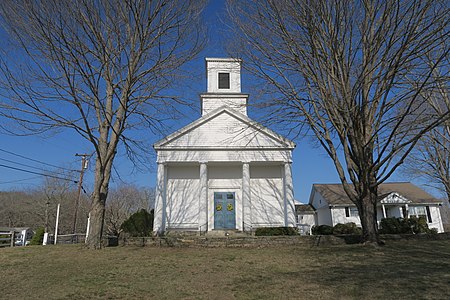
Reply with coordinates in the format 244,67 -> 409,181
154,106 -> 295,150
380,192 -> 411,204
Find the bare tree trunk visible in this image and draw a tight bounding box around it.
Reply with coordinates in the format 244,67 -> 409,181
87,189 -> 108,249
358,193 -> 379,244
86,150 -> 114,248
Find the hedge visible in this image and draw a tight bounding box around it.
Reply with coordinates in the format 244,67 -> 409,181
254,227 -> 298,236
312,223 -> 361,235
379,217 -> 437,234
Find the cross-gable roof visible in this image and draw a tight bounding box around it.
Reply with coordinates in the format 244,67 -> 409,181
154,106 -> 295,150
295,204 -> 316,214
311,182 -> 442,206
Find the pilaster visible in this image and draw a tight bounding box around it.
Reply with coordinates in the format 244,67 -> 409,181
153,162 -> 166,234
242,162 -> 251,231
283,162 -> 296,227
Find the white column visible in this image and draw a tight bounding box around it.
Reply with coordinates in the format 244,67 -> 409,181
242,162 -> 251,231
405,204 -> 409,218
283,162 -> 296,227
153,162 -> 166,235
382,204 -> 387,219
199,161 -> 208,232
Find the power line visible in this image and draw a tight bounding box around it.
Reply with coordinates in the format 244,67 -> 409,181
0,157 -> 63,173
0,147 -> 77,172
0,176 -> 41,185
0,163 -> 78,183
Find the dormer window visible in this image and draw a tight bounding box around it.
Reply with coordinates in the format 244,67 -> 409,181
218,72 -> 230,89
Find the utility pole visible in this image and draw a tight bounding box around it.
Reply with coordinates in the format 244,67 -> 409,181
72,153 -> 89,236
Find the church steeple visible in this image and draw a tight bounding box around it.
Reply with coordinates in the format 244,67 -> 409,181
200,58 -> 249,116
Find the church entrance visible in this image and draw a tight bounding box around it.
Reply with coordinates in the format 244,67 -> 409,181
214,192 -> 236,229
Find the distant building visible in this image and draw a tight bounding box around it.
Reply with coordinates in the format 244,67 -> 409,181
295,203 -> 316,235
153,58 -> 296,235
0,227 -> 33,246
309,182 -> 444,233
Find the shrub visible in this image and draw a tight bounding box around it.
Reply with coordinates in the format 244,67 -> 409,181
311,225 -> 333,235
333,223 -> 362,235
379,217 -> 408,234
429,228 -> 438,234
121,209 -> 154,237
254,227 -> 298,236
379,217 -> 434,234
29,227 -> 45,245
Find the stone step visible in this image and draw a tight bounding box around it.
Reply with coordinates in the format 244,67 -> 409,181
205,230 -> 250,237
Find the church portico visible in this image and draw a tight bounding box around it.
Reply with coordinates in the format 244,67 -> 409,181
153,58 -> 296,235
153,160 -> 294,234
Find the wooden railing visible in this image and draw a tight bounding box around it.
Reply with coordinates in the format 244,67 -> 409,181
0,231 -> 15,247
55,233 -> 86,244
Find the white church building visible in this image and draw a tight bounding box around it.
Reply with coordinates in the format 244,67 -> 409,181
153,58 -> 296,235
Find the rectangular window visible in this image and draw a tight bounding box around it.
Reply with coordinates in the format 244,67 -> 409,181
426,206 -> 432,223
218,72 -> 230,89
416,206 -> 426,216
345,207 -> 359,217
409,206 -> 430,222
349,207 -> 359,217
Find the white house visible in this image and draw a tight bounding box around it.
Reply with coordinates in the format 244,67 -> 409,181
153,58 -> 296,235
295,203 -> 316,235
309,182 -> 445,233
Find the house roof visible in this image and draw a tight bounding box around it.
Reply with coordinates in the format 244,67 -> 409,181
154,106 -> 295,150
312,182 -> 442,206
295,204 -> 315,213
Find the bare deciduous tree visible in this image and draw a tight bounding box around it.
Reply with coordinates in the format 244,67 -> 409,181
40,175 -> 85,235
403,53 -> 450,229
228,0 -> 450,243
0,177 -> 80,234
0,0 -> 206,248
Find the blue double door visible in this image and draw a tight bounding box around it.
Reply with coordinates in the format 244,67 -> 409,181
214,192 -> 236,229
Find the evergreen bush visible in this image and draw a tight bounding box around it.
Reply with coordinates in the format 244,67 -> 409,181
254,227 -> 298,236
121,209 -> 154,237
311,225 -> 334,235
379,217 -> 434,234
332,222 -> 362,235
29,227 -> 45,245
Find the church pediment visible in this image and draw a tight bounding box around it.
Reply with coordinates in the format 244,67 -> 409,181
154,107 -> 295,150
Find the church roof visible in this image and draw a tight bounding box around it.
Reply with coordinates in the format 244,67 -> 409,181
311,182 -> 442,206
154,106 -> 295,150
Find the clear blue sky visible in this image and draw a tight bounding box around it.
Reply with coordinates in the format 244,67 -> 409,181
0,0 -> 436,202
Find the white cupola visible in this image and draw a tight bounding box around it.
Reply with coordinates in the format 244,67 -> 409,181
200,58 -> 249,116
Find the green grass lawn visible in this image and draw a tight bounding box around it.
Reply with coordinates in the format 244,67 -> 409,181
1,240 -> 449,299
